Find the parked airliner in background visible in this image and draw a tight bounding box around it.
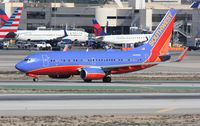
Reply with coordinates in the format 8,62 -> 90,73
61,30 -> 89,42
0,7 -> 23,40
92,19 -> 152,44
16,29 -> 89,42
15,9 -> 187,83
0,10 -> 88,42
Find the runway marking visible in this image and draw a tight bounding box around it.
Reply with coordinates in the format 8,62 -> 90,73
157,107 -> 176,113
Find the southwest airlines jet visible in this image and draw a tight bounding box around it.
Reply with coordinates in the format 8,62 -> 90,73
93,19 -> 152,44
15,9 -> 187,82
0,7 -> 23,40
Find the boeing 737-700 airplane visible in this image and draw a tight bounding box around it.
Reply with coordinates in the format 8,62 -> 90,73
15,9 -> 187,83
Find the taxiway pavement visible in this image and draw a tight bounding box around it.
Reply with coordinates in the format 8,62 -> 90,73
0,94 -> 199,116
0,81 -> 200,116
0,80 -> 199,86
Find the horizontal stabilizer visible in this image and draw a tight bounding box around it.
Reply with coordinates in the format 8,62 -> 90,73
175,47 -> 188,62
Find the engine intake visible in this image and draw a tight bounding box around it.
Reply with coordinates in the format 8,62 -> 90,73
80,68 -> 105,80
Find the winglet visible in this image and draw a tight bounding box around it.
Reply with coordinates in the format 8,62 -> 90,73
175,47 -> 188,62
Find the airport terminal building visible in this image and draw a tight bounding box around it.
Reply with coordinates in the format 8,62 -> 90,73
0,0 -> 200,45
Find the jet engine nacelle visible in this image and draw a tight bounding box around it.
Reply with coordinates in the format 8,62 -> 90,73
48,74 -> 71,79
80,68 -> 105,80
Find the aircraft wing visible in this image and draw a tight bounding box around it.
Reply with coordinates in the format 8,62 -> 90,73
101,47 -> 188,71
101,62 -> 159,71
95,36 -> 104,42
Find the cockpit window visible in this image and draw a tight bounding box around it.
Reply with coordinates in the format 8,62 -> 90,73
24,58 -> 31,61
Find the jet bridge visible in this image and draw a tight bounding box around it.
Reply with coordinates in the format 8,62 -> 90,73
173,20 -> 192,46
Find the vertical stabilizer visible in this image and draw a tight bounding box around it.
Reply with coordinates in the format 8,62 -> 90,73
0,7 -> 23,39
144,9 -> 176,62
92,19 -> 107,36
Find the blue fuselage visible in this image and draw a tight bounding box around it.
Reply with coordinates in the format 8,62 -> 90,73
15,48 -> 151,76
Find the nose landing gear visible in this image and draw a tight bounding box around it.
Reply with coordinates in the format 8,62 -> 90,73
33,77 -> 39,82
26,73 -> 39,82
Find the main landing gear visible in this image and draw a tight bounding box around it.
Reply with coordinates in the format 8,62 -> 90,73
83,76 -> 111,83
84,79 -> 92,82
103,76 -> 111,83
33,77 -> 39,82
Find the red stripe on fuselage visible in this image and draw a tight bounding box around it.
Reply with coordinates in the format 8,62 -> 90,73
0,29 -> 17,32
147,17 -> 175,63
111,65 -> 155,74
27,66 -> 83,75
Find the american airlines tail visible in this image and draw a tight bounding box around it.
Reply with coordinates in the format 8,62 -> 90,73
143,9 -> 176,62
0,7 -> 23,40
92,19 -> 107,36
0,9 -> 8,26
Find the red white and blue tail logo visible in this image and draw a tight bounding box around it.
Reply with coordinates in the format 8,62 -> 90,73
0,7 -> 23,39
0,9 -> 8,26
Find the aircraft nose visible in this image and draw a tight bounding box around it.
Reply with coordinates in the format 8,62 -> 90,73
15,62 -> 26,73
